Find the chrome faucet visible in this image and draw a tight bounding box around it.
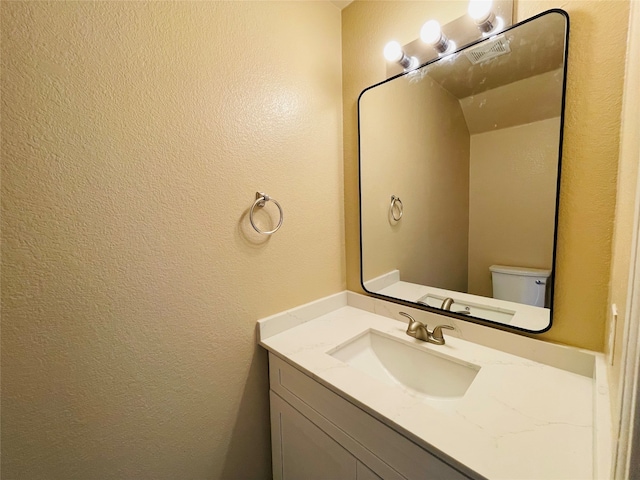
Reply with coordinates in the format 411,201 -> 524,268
441,297 -> 454,311
399,312 -> 455,345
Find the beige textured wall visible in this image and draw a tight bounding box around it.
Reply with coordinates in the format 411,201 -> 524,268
607,0 -> 640,429
344,0 -> 630,350
1,2 -> 344,479
360,75 -> 470,291
516,0 -> 629,348
468,118 -> 560,298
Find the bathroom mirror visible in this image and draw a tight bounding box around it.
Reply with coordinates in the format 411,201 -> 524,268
359,10 -> 569,332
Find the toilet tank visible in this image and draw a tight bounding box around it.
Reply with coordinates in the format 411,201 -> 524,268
489,265 -> 551,307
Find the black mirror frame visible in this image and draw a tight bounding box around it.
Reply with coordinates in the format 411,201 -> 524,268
357,9 -> 570,334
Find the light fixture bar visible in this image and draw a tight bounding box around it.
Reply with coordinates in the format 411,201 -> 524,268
383,0 -> 513,78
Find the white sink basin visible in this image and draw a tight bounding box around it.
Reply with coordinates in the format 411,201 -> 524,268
328,330 -> 480,400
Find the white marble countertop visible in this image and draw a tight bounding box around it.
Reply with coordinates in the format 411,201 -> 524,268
258,291 -> 611,480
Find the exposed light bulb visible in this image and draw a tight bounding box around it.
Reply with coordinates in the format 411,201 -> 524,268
468,0 -> 493,22
468,0 -> 501,35
420,19 -> 451,54
420,20 -> 442,45
383,41 -> 418,70
383,41 -> 403,62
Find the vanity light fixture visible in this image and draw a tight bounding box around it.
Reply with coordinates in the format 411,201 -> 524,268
468,0 -> 504,35
420,20 -> 455,55
383,41 -> 419,70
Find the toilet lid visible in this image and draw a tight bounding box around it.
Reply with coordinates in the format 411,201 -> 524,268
489,265 -> 552,277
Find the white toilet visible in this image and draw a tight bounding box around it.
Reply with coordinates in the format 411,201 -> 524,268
489,265 -> 552,307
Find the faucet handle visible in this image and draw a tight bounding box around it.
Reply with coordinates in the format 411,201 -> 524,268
430,324 -> 455,342
399,311 -> 415,324
399,312 -> 422,334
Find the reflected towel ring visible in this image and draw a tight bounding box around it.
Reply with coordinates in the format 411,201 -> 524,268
250,192 -> 284,235
390,195 -> 403,221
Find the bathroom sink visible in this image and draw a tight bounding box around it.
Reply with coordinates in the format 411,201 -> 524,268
417,293 -> 515,324
328,330 -> 480,399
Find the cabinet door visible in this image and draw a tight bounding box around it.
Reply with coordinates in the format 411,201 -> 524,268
271,391 -> 357,480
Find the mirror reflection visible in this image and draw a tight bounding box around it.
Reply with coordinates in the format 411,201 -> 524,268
359,10 -> 569,332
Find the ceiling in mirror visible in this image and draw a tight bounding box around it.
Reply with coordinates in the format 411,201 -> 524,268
359,10 -> 569,332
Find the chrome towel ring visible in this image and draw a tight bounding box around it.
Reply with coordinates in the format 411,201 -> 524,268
390,195 -> 403,221
250,192 -> 284,235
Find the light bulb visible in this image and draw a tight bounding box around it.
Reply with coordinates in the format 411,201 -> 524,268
420,20 -> 442,46
383,41 -> 403,62
468,0 -> 493,22
420,19 -> 450,54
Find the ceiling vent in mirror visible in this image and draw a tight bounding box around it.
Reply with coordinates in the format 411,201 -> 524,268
464,35 -> 510,64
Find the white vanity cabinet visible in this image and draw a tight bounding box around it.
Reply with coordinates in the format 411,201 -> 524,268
268,353 -> 478,480
270,392 -> 380,480
259,292 -> 608,480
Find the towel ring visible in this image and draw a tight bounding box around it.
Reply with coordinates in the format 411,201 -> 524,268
390,195 -> 403,222
250,192 -> 283,235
